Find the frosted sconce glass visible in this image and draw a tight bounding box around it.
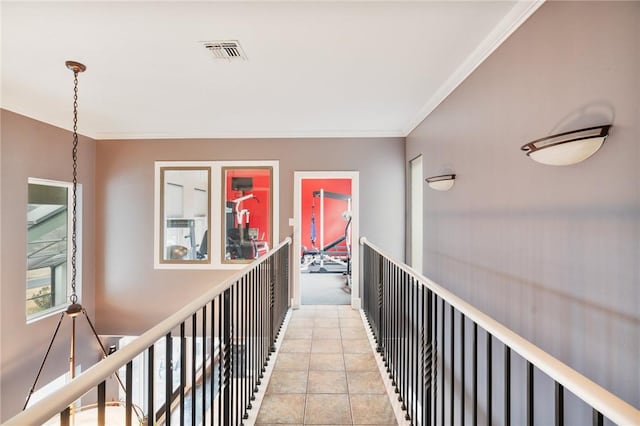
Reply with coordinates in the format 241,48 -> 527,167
425,174 -> 456,191
520,125 -> 611,166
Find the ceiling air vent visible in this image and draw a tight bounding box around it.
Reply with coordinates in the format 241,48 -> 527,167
203,40 -> 247,61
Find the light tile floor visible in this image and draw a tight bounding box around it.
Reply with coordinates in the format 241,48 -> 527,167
255,305 -> 398,425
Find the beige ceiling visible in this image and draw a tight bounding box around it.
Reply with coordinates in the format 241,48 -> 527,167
1,1 -> 543,140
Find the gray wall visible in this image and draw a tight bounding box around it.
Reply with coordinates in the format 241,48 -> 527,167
0,110 -> 98,421
95,137 -> 405,334
406,1 -> 639,423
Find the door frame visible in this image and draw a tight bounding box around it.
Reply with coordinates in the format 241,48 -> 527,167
292,171 -> 360,309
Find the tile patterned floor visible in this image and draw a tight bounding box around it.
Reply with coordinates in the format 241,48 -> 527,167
255,305 -> 398,425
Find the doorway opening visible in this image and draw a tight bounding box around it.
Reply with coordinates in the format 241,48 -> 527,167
293,172 -> 359,308
409,155 -> 423,272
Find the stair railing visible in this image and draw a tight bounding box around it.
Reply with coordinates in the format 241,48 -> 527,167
3,237 -> 291,426
360,237 -> 638,426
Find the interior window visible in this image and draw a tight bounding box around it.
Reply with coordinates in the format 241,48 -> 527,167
159,167 -> 211,264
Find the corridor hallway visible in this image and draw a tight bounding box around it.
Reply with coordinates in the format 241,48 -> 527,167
254,305 -> 399,425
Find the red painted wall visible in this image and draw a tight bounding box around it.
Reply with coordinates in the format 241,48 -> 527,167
301,178 -> 351,251
225,168 -> 272,245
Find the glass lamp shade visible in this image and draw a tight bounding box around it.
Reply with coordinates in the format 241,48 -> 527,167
426,174 -> 455,191
521,125 -> 610,166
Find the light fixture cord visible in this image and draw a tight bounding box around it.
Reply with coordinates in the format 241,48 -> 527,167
70,70 -> 79,304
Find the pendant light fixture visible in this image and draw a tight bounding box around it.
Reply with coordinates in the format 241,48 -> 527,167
23,61 -> 142,424
520,125 -> 611,166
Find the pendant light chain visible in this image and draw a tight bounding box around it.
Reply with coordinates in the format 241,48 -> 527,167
70,70 -> 79,304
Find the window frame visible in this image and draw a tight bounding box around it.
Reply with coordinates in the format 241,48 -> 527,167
26,177 -> 82,323
154,160 -> 279,270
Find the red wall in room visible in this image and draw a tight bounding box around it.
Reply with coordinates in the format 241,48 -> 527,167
225,168 -> 272,245
301,178 -> 352,251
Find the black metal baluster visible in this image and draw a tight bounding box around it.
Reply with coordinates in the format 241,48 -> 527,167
60,407 -> 70,426
433,293 -> 438,426
384,259 -> 389,373
258,265 -> 263,384
592,409 -> 603,426
388,262 -> 394,382
192,313 -> 197,426
126,360 -> 133,426
390,262 -> 396,385
255,271 -> 261,391
505,346 -> 511,426
377,253 -> 384,354
243,277 -> 250,420
527,361 -> 533,426
252,270 -> 259,396
388,258 -> 391,374
249,271 -> 256,406
262,263 -> 267,376
238,278 -> 244,422
231,281 -> 242,424
451,304 -> 455,426
394,266 -> 399,393
166,332 -> 172,426
148,345 -> 155,426
473,323 -> 478,426
486,334 -> 492,426
408,275 -> 413,421
401,273 -> 408,412
425,287 -> 433,426
256,267 -> 260,395
398,268 -> 409,410
202,305 -> 207,425
391,264 -> 395,386
406,274 -> 411,420
461,313 -> 465,426
441,298 -> 445,426
415,279 -> 420,425
98,380 -> 106,426
180,322 -> 186,426
223,289 -> 232,426
400,271 -> 406,407
218,295 -> 223,426
555,382 -> 564,426
269,260 -> 275,356
214,298 -> 220,426
388,259 -> 392,377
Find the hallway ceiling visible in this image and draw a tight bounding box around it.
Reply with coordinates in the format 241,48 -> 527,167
1,1 -> 542,140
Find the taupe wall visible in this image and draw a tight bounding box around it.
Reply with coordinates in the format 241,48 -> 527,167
95,137 -> 405,334
0,110 -> 97,421
407,1 -> 639,421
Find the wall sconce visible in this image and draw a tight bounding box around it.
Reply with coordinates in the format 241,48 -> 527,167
426,174 -> 456,191
520,125 -> 611,166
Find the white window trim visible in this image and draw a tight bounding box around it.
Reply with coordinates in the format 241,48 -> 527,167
154,160 -> 279,270
26,177 -> 82,323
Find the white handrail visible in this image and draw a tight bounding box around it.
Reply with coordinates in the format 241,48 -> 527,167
360,237 -> 639,426
4,237 -> 292,426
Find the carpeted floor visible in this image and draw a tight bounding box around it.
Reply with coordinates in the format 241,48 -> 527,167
301,273 -> 351,305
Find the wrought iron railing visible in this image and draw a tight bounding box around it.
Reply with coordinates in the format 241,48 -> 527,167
4,238 -> 291,426
360,237 -> 638,426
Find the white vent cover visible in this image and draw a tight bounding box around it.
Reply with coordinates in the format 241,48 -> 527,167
203,40 -> 247,61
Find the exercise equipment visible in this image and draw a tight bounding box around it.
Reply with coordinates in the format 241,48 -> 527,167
225,178 -> 269,260
301,189 -> 352,282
